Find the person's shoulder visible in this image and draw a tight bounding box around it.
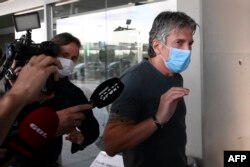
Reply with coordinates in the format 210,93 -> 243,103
121,59 -> 149,78
118,59 -> 150,90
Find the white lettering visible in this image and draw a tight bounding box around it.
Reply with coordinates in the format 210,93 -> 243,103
99,86 -> 108,96
228,155 -> 235,162
241,155 -> 246,162
29,123 -> 47,138
235,155 -> 240,162
228,155 -> 247,162
99,83 -> 122,101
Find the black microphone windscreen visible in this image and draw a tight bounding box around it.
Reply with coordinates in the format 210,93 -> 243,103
90,77 -> 124,108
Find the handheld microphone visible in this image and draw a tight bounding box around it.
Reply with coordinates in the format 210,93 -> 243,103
6,106 -> 59,158
8,78 -> 124,156
18,106 -> 59,147
71,77 -> 124,154
89,77 -> 124,108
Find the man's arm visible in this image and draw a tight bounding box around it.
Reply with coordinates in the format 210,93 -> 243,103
103,113 -> 158,157
103,87 -> 190,157
0,91 -> 28,145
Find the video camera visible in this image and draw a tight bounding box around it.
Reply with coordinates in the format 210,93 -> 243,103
0,12 -> 59,94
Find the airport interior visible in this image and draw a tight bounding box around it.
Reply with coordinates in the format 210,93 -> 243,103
0,0 -> 250,167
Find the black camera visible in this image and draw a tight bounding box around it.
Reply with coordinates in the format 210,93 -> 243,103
0,12 -> 59,94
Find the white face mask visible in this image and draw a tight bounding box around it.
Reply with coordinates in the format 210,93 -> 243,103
57,57 -> 75,78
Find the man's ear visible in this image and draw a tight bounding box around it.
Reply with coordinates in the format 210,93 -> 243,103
152,39 -> 162,55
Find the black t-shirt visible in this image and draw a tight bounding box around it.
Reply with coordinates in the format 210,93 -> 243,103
110,59 -> 187,167
3,77 -> 99,166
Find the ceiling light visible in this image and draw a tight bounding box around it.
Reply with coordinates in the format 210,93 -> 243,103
55,0 -> 79,6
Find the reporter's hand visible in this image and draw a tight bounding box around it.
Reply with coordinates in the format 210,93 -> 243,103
55,104 -> 93,136
10,55 -> 62,104
65,129 -> 84,145
156,87 -> 189,125
8,60 -> 22,86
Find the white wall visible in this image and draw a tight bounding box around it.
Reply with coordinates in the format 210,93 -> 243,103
177,0 -> 203,162
202,0 -> 250,166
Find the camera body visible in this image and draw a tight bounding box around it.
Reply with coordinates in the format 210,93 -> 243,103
6,31 -> 59,65
4,31 -> 59,94
10,35 -> 59,67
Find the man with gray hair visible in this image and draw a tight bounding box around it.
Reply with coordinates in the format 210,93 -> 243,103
103,11 -> 198,167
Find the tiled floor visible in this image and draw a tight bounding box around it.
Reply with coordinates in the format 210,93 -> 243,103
61,140 -> 101,167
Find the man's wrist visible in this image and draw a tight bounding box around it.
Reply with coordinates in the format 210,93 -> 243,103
152,115 -> 163,130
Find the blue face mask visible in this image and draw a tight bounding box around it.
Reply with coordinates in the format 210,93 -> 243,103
163,48 -> 191,73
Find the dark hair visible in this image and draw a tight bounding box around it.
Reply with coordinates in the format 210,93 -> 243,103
51,32 -> 81,48
148,11 -> 198,57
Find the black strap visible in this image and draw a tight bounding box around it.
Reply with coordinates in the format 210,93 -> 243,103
152,115 -> 163,129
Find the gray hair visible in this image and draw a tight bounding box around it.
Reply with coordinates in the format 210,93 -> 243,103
148,11 -> 198,57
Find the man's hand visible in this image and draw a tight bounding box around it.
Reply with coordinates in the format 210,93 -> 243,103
156,87 -> 189,125
55,104 -> 93,136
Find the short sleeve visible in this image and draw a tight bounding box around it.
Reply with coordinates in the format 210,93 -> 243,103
110,72 -> 142,121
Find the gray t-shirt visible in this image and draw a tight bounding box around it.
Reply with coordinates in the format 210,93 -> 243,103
110,59 -> 187,167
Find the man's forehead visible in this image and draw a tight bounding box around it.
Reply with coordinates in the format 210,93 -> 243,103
167,26 -> 193,35
165,27 -> 194,44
